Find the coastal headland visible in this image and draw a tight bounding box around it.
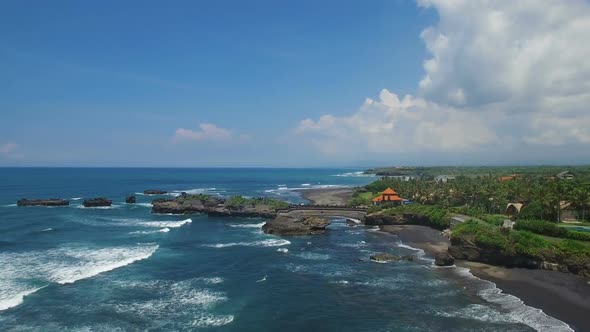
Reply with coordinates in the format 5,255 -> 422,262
379,224 -> 590,332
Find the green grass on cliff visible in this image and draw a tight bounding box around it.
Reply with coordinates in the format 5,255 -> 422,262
452,220 -> 590,261
224,196 -> 290,210
376,205 -> 451,230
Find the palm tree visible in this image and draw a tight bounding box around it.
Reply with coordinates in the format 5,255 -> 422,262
570,188 -> 590,221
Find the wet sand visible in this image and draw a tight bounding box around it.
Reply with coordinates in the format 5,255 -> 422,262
297,188 -> 354,206
380,224 -> 590,332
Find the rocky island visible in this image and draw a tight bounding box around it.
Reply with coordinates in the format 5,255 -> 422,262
151,194 -> 289,218
262,215 -> 331,236
144,190 -> 167,195
83,197 -> 112,207
17,198 -> 69,207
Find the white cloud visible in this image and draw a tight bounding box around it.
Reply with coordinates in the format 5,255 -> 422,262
297,89 -> 498,156
0,142 -> 17,154
296,0 -> 590,158
173,123 -> 249,143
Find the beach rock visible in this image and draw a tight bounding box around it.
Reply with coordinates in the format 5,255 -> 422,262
83,197 -> 112,207
370,253 -> 414,262
434,252 -> 455,266
262,216 -> 331,236
144,190 -> 167,195
151,197 -> 207,214
17,198 -> 69,207
125,195 -> 136,204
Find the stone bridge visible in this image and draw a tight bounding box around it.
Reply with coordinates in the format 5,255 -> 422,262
276,206 -> 368,223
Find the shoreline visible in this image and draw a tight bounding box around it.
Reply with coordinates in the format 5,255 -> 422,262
296,187 -> 354,206
380,224 -> 590,332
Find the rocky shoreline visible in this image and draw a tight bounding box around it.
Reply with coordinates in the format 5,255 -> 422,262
378,223 -> 590,332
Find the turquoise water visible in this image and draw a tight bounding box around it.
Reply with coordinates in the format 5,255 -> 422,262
0,168 -> 572,331
569,227 -> 590,233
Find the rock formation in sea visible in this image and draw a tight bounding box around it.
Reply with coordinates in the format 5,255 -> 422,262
262,216 -> 331,236
83,197 -> 112,207
16,198 -> 69,207
125,195 -> 136,204
151,195 -> 282,218
434,252 -> 455,266
144,190 -> 167,195
370,253 -> 415,262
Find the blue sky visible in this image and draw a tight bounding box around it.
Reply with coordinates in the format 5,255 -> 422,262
2,0 -> 590,167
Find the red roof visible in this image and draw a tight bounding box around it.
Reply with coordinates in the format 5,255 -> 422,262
382,188 -> 398,195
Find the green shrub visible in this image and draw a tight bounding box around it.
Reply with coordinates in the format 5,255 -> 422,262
382,205 -> 451,229
514,220 -> 590,242
514,219 -> 566,237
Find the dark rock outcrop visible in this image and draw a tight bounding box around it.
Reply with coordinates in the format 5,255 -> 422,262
434,252 -> 455,266
370,253 -> 415,262
144,190 -> 167,195
449,236 -> 590,277
449,236 -> 540,269
365,212 -> 435,228
262,216 -> 331,236
151,196 -> 279,218
83,197 -> 112,207
125,195 -> 136,204
17,198 -> 69,207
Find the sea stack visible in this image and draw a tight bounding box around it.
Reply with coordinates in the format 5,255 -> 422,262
144,190 -> 167,195
262,216 -> 331,236
83,197 -> 112,207
125,195 -> 136,204
16,198 -> 69,207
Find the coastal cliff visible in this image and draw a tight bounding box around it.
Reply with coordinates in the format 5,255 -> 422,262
368,210 -> 590,278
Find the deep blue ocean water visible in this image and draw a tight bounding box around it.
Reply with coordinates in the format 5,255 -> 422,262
0,168 -> 572,331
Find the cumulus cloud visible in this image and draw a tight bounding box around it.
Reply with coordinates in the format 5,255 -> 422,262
296,0 -> 590,159
173,123 -> 249,143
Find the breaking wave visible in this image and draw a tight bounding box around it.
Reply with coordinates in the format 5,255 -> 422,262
205,239 -> 291,248
0,244 -> 158,311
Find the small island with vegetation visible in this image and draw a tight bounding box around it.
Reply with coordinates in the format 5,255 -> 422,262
151,193 -> 290,218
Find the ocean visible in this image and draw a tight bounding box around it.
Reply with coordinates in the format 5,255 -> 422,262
0,168 -> 572,331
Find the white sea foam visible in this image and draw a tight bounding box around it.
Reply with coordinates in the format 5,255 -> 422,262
294,252 -> 331,260
277,248 -> 289,253
453,267 -> 573,332
228,222 -> 266,228
75,204 -> 122,209
256,275 -> 268,283
191,314 -> 234,327
137,218 -> 192,228
205,239 -> 291,248
41,228 -> 54,232
301,183 -> 311,186
2,204 -> 17,207
0,286 -> 46,311
0,244 -> 158,311
71,197 -> 83,200
110,278 -> 233,328
397,243 -> 434,263
130,228 -> 170,234
197,277 -> 224,285
333,171 -> 377,177
135,203 -> 153,208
